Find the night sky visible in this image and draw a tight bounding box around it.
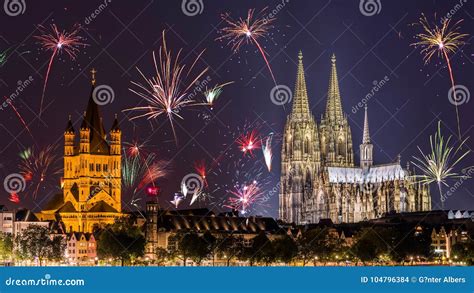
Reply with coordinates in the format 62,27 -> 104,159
0,0 -> 473,218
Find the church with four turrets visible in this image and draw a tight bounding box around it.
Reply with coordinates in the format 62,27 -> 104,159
279,52 -> 431,225
38,70 -> 123,233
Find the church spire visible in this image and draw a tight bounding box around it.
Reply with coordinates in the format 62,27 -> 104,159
325,54 -> 344,124
363,105 -> 370,144
291,51 -> 311,119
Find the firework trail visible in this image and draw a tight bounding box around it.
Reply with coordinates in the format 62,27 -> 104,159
18,145 -> 62,199
411,14 -> 468,141
35,24 -> 87,117
262,132 -> 273,172
3,96 -> 35,141
124,31 -> 209,145
411,121 -> 471,209
0,46 -> 13,67
171,193 -> 185,208
217,8 -> 277,84
203,81 -> 234,109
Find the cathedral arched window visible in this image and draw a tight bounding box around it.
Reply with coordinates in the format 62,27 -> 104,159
338,137 -> 345,157
304,137 -> 310,154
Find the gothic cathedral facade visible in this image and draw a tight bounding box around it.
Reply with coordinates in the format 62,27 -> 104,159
279,52 -> 431,225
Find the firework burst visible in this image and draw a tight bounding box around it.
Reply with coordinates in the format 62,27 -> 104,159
236,129 -> 261,156
224,180 -> 263,215
411,14 -> 468,140
19,145 -> 62,199
123,31 -> 209,145
203,81 -> 234,109
411,121 -> 471,209
217,8 -> 277,84
124,138 -> 153,158
35,24 -> 87,117
122,151 -> 169,204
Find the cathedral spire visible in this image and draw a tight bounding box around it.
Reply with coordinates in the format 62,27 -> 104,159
363,105 -> 370,144
325,54 -> 344,124
291,51 -> 311,119
360,104 -> 373,170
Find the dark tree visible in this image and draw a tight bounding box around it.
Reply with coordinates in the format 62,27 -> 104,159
155,247 -> 169,266
352,228 -> 386,264
247,232 -> 275,266
215,234 -> 244,266
0,232 -> 13,262
202,231 -> 217,266
96,220 -> 145,266
14,225 -> 65,266
273,235 -> 297,265
297,228 -> 331,266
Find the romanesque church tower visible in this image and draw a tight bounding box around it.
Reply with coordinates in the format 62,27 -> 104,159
39,70 -> 123,232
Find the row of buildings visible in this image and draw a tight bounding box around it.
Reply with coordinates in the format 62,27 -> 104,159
0,206 -> 97,264
143,200 -> 474,264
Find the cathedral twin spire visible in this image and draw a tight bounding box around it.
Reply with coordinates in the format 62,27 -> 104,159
291,51 -> 311,120
290,52 -> 345,125
325,54 -> 344,125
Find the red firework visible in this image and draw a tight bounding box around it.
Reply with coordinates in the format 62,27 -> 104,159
35,24 -> 87,116
217,8 -> 277,84
236,130 -> 261,156
9,192 -> 20,204
194,160 -> 208,187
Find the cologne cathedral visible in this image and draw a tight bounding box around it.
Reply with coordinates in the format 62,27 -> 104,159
279,52 -> 431,225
